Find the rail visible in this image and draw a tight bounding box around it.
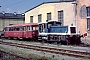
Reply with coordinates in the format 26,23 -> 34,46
0,41 -> 90,59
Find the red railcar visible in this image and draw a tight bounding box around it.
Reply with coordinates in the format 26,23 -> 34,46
4,23 -> 38,40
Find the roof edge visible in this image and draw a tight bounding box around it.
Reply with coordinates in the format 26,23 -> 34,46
25,1 -> 74,13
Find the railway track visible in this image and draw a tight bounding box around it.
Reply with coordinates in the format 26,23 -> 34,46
0,40 -> 90,59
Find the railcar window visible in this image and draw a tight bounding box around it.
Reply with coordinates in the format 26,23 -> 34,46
27,26 -> 30,31
16,27 -> 19,31
5,28 -> 9,31
13,27 -> 19,31
9,27 -> 14,31
30,26 -> 32,31
14,27 -> 17,31
25,26 -> 31,31
19,27 -> 24,31
32,26 -> 38,30
9,28 -> 11,31
23,27 -> 26,31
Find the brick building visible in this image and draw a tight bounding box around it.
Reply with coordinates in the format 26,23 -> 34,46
77,0 -> 90,36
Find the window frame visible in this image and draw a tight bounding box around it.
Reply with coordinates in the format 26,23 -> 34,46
47,12 -> 51,21
58,10 -> 63,26
86,6 -> 90,16
38,14 -> 42,23
87,18 -> 90,31
30,16 -> 33,22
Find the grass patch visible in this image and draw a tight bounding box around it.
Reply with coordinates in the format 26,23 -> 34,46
0,45 -> 57,60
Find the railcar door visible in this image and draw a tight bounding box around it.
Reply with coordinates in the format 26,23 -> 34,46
23,26 -> 27,38
23,26 -> 33,39
16,26 -> 24,39
25,26 -> 32,38
32,26 -> 38,38
23,25 -> 38,40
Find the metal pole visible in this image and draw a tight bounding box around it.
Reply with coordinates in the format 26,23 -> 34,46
72,1 -> 77,25
72,1 -> 78,33
2,11 -> 5,29
2,18 -> 4,29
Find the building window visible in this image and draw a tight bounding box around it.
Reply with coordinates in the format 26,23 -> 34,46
38,14 -> 42,23
86,6 -> 90,16
87,18 -> 90,31
58,10 -> 63,26
47,12 -> 51,21
30,16 -> 33,22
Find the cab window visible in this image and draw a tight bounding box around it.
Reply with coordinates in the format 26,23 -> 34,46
70,27 -> 76,33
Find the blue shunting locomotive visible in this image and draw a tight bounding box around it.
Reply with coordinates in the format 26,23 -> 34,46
38,21 -> 81,45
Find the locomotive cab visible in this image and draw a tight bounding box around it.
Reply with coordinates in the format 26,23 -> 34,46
38,22 -> 48,40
